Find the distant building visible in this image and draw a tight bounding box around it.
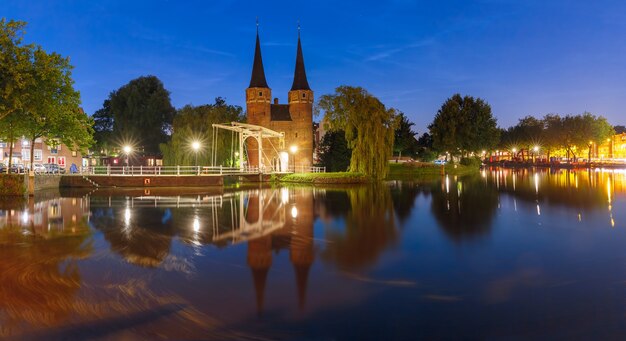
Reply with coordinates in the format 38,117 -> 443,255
0,138 -> 83,169
596,133 -> 626,160
245,28 -> 313,170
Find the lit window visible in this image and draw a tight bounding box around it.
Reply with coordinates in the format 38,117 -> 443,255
22,149 -> 30,161
34,149 -> 43,161
72,151 -> 77,157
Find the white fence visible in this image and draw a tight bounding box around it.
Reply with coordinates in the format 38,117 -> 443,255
62,165 -> 326,176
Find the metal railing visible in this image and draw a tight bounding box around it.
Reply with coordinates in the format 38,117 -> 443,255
75,165 -> 260,176
28,164 -> 327,176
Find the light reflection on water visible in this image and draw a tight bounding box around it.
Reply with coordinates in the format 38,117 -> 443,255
0,169 -> 625,339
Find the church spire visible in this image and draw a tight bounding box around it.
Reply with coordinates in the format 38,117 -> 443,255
290,25 -> 311,91
249,22 -> 269,88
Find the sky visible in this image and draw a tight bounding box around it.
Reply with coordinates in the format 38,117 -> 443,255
4,0 -> 626,132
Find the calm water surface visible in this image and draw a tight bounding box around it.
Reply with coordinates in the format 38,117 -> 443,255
1,169 -> 625,340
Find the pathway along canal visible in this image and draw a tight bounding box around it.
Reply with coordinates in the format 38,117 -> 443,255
0,168 -> 625,339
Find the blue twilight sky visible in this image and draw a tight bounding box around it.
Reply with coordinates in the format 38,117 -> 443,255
3,0 -> 626,132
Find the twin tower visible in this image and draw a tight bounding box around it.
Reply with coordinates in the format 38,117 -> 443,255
246,28 -> 313,170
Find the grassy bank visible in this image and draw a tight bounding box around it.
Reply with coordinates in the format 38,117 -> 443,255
386,162 -> 479,180
278,172 -> 369,184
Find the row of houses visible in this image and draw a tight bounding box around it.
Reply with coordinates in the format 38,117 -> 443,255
1,138 -> 83,169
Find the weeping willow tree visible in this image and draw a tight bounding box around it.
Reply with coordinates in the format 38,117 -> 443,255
160,97 -> 245,166
318,86 -> 397,180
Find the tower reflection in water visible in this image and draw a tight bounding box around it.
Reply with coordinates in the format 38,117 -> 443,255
88,187 -> 316,314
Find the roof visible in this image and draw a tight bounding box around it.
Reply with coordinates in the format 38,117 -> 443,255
270,104 -> 292,121
290,36 -> 311,91
249,32 -> 269,88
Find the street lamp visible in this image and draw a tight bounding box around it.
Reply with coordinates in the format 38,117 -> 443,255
191,141 -> 200,166
511,147 -> 517,161
122,145 -> 132,167
290,145 -> 298,173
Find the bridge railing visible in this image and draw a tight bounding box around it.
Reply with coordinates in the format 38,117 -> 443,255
75,165 -> 261,176
289,165 -> 326,173
56,165 -> 325,176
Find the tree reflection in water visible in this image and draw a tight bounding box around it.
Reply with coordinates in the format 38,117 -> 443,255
0,205 -> 92,336
92,206 -> 175,268
430,174 -> 499,240
320,184 -> 398,270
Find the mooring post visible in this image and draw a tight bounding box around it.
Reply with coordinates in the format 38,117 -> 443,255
220,165 -> 223,175
107,165 -> 110,176
177,165 -> 180,176
140,166 -> 143,175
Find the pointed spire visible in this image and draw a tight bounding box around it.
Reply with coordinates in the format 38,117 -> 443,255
249,20 -> 269,88
294,263 -> 311,311
290,24 -> 311,91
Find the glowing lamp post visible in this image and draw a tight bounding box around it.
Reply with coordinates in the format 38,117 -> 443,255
191,141 -> 201,166
290,145 -> 298,173
511,148 -> 517,161
533,146 -> 539,164
123,145 -> 132,167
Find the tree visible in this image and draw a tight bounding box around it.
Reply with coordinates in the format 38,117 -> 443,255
92,99 -> 114,154
500,116 -> 544,160
93,76 -> 175,155
318,86 -> 397,179
20,47 -> 93,170
0,20 -> 92,171
429,94 -> 500,158
393,112 -> 419,159
317,130 -> 351,172
416,132 -> 436,161
160,98 -> 244,166
0,19 -> 33,121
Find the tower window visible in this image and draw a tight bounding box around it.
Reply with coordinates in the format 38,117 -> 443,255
302,93 -> 306,98
296,132 -> 298,138
259,91 -> 263,96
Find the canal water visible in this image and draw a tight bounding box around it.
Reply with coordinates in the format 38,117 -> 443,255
1,169 -> 625,340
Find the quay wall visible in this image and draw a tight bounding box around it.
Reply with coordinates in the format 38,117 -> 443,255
59,175 -> 224,188
0,174 -> 25,196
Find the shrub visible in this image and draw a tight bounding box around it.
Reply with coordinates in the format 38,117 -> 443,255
460,157 -> 483,167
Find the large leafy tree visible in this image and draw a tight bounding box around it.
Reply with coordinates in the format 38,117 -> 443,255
318,86 -> 397,179
501,113 -> 614,161
500,116 -> 544,160
393,112 -> 419,159
93,75 -> 175,155
160,97 -> 244,166
20,47 -> 93,169
0,19 -> 33,121
0,19 -> 92,171
317,130 -> 351,172
429,94 -> 500,157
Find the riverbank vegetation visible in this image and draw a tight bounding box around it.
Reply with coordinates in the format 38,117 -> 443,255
279,172 -> 369,184
386,162 -> 479,180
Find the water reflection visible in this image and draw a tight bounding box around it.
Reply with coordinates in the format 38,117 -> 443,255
0,195 -> 92,337
319,184 -> 399,270
430,174 -> 499,240
1,169 -> 626,339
